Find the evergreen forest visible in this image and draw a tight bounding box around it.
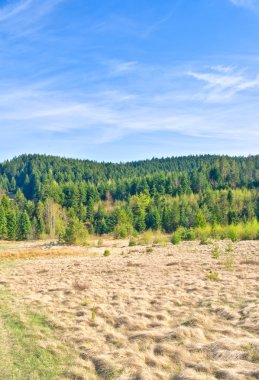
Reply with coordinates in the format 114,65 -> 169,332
0,154 -> 258,243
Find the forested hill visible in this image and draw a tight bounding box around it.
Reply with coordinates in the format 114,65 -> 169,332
0,154 -> 258,195
0,154 -> 258,242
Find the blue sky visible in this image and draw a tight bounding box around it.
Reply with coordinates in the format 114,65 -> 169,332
0,0 -> 259,162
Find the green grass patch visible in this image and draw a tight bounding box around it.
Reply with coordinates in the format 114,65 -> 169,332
0,288 -> 73,380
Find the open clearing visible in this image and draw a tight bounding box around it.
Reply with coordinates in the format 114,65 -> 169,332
0,239 -> 258,380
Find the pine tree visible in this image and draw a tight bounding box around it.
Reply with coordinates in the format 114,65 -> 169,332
0,206 -> 7,239
63,215 -> 88,244
194,209 -> 206,228
18,211 -> 31,240
6,210 -> 17,240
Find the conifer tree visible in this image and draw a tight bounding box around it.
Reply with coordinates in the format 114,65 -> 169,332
18,211 -> 31,240
6,210 -> 17,240
0,206 -> 7,239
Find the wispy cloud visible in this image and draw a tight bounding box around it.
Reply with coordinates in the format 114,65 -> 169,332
0,63 -> 258,150
0,0 -> 33,22
187,66 -> 259,102
106,60 -> 138,77
229,0 -> 259,10
0,0 -> 64,36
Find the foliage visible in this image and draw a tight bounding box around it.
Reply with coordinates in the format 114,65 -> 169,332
171,231 -> 182,245
129,237 -> 137,246
103,249 -> 111,256
223,255 -> 235,271
207,271 -> 219,281
0,154 -> 258,241
212,245 -> 221,259
62,215 -> 88,245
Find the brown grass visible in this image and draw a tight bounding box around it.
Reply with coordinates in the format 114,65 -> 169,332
0,239 -> 258,379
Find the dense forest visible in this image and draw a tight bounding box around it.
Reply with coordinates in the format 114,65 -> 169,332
0,154 -> 258,243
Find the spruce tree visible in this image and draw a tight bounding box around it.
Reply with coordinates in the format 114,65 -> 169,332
18,211 -> 31,240
6,210 -> 17,240
0,206 -> 7,239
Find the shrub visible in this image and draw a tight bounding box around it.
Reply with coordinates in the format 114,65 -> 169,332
129,237 -> 137,246
114,223 -> 133,238
212,245 -> 221,259
171,232 -> 181,245
242,220 -> 258,240
228,226 -> 239,242
200,238 -> 211,245
139,230 -> 153,245
97,238 -> 103,247
207,271 -> 219,281
223,255 -> 234,271
153,231 -> 167,245
225,243 -> 233,253
183,228 -> 196,241
146,247 -> 153,253
103,249 -> 110,257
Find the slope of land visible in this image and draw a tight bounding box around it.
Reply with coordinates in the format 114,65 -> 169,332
0,239 -> 258,379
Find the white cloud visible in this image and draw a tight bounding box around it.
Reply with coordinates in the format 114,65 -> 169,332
0,74 -> 258,149
0,59 -> 258,158
187,67 -> 259,102
106,60 -> 138,76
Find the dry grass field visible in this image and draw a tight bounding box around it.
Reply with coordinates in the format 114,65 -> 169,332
0,238 -> 258,380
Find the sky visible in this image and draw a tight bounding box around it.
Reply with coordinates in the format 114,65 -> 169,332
0,0 -> 259,162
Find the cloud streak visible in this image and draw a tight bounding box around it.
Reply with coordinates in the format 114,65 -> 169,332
187,66 -> 259,102
0,0 -> 64,37
0,0 -> 33,21
229,0 -> 259,9
0,62 -> 258,151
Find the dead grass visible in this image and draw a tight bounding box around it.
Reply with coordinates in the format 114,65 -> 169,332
0,239 -> 258,379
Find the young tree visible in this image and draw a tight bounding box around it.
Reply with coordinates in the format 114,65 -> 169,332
63,215 -> 88,244
18,211 -> 31,240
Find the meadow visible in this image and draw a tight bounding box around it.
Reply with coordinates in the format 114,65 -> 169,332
0,237 -> 258,379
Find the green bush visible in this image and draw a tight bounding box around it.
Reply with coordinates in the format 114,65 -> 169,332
129,237 -> 137,246
207,271 -> 219,281
228,227 -> 238,242
200,238 -> 211,245
183,228 -> 196,241
223,255 -> 234,271
114,223 -> 133,238
225,243 -> 233,253
103,249 -> 110,257
212,245 -> 221,259
139,230 -> 153,245
153,231 -> 167,245
171,232 -> 181,245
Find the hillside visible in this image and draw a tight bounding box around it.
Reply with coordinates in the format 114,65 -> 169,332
0,154 -> 258,242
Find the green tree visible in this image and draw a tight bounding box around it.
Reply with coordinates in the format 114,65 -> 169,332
18,211 -> 31,240
6,210 -> 17,240
194,209 -> 206,228
63,215 -> 88,244
0,206 -> 7,239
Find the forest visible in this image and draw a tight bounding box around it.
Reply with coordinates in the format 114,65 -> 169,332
0,154 -> 258,243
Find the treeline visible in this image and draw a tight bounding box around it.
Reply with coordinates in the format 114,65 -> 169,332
0,154 -> 258,242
